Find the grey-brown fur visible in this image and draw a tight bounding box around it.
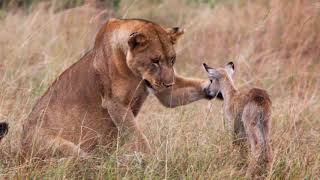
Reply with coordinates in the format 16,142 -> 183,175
204,62 -> 272,178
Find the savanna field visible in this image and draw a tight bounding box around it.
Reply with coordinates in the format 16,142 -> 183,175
0,0 -> 319,179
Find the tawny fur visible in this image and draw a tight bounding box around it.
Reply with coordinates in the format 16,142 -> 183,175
204,62 -> 272,178
20,19 -> 215,159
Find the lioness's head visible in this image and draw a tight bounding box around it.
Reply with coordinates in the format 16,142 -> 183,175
124,19 -> 184,92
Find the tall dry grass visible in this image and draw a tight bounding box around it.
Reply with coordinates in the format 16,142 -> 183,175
0,0 -> 319,179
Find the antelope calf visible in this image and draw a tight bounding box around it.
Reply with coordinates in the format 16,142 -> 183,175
203,62 -> 272,178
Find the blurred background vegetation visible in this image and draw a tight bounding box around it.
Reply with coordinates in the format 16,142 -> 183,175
0,0 -> 319,179
0,0 -> 245,11
0,0 -> 114,11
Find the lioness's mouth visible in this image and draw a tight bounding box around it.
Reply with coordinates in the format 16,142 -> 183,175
143,79 -> 154,90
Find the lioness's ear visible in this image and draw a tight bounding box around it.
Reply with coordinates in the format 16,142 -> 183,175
225,61 -> 235,76
128,32 -> 148,51
203,63 -> 220,79
167,27 -> 184,44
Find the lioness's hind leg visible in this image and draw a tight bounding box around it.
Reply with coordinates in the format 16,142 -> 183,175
24,131 -> 88,159
48,136 -> 89,158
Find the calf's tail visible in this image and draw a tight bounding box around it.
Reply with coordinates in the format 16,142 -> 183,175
0,122 -> 8,142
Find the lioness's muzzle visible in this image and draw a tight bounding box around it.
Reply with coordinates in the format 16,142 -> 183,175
143,79 -> 153,89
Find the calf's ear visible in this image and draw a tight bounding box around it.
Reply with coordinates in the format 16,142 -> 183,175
203,63 -> 220,79
225,61 -> 235,76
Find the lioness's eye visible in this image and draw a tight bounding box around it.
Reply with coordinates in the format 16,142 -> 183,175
151,57 -> 160,65
171,56 -> 176,65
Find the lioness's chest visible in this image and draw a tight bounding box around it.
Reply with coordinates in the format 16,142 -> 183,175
112,79 -> 149,116
130,92 -> 149,116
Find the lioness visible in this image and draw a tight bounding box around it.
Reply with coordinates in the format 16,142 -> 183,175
203,62 -> 272,178
16,19 -> 220,158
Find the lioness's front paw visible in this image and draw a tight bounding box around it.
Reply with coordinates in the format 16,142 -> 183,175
117,152 -> 146,167
78,150 -> 91,159
202,80 -> 216,100
134,139 -> 152,154
202,80 -> 223,100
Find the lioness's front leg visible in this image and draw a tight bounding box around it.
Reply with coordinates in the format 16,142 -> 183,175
103,97 -> 151,153
155,75 -> 215,107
